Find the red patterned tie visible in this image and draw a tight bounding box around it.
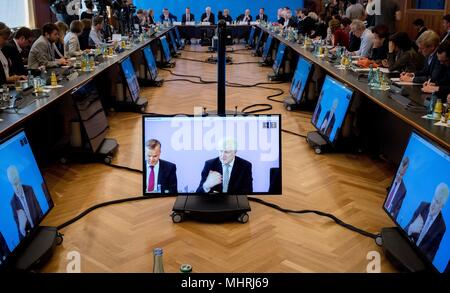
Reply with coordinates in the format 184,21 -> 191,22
148,166 -> 155,192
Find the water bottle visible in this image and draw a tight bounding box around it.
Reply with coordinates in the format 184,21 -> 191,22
153,248 -> 164,273
40,67 -> 47,85
368,64 -> 374,86
427,92 -> 438,118
434,98 -> 443,120
27,70 -> 33,87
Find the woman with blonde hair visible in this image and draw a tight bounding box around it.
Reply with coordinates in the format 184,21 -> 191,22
54,21 -> 68,58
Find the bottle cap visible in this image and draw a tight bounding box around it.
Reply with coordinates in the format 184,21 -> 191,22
154,248 -> 163,255
180,264 -> 192,273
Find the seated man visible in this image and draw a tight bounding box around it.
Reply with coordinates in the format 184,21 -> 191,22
0,22 -> 26,84
7,165 -> 43,241
256,8 -> 268,22
441,14 -> 450,45
160,8 -> 177,24
201,7 -> 215,24
89,16 -> 106,47
382,32 -> 424,73
400,30 -> 443,84
220,9 -> 232,23
281,8 -> 296,28
2,27 -> 32,76
384,156 -> 409,220
237,9 -> 253,24
145,139 -> 177,194
405,182 -> 448,262
421,43 -> 450,99
182,7 -> 195,23
28,23 -> 69,70
197,138 -> 253,194
349,20 -> 373,58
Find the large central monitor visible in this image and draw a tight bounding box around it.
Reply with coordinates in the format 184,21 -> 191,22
311,75 -> 353,144
142,115 -> 282,196
290,57 -> 313,103
0,131 -> 54,268
384,132 -> 450,272
272,43 -> 286,75
143,46 -> 159,81
120,57 -> 140,103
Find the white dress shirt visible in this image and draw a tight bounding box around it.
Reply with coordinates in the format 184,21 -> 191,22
203,158 -> 235,193
13,39 -> 22,53
417,212 -> 438,246
146,161 -> 160,192
0,49 -> 9,78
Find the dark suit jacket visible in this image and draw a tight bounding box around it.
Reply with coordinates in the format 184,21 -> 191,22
387,180 -> 407,220
10,185 -> 43,241
196,156 -> 253,194
237,14 -> 253,23
413,52 -> 444,84
2,40 -> 27,75
182,13 -> 195,23
277,17 -> 285,25
405,202 -> 446,262
0,59 -> 7,85
219,15 -> 232,23
148,15 -> 156,25
147,159 -> 178,194
78,29 -> 92,51
320,110 -> 336,138
282,18 -> 297,28
312,103 -> 322,126
256,14 -> 268,22
160,13 -> 177,23
201,12 -> 215,24
0,232 -> 9,262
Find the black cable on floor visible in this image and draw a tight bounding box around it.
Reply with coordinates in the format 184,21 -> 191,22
241,103 -> 273,114
282,129 -> 308,139
160,68 -> 216,83
104,163 -> 143,174
56,194 -> 176,230
248,197 -> 380,240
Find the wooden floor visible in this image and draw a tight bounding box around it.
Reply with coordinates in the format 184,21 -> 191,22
41,44 -> 398,272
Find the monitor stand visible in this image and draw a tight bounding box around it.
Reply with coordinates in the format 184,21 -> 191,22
381,227 -> 429,272
283,96 -> 300,111
114,97 -> 149,113
138,76 -> 165,87
13,226 -> 61,271
161,60 -> 176,68
306,131 -> 330,154
171,195 -> 251,224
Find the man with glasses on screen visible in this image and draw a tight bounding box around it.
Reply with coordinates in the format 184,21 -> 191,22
385,156 -> 409,220
7,165 -> 43,241
406,182 -> 448,262
196,138 -> 253,194
145,139 -> 178,194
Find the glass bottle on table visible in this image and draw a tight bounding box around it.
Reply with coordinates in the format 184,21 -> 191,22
153,248 -> 164,273
427,92 -> 438,119
433,98 -> 442,120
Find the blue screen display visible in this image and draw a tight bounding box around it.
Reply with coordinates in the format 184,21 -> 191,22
247,27 -> 255,46
120,57 -> 140,103
384,133 -> 450,272
311,76 -> 353,143
160,36 -> 172,63
262,35 -> 273,60
174,27 -> 182,47
0,131 -> 53,267
272,43 -> 286,75
143,47 -> 158,80
254,30 -> 264,53
169,30 -> 178,52
290,57 -> 312,103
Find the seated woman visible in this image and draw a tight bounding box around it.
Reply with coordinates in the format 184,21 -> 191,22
370,25 -> 389,63
329,19 -> 349,48
54,21 -> 68,58
382,32 -> 425,73
64,20 -> 83,57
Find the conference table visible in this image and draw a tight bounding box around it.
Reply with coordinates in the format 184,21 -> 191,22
177,24 -> 251,40
255,24 -> 450,150
0,26 -> 175,139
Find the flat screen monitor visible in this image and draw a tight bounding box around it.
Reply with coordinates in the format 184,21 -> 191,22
290,57 -> 313,103
142,115 -> 282,196
71,81 -> 109,153
247,27 -> 256,47
174,27 -> 182,47
383,132 -> 450,272
272,43 -> 286,75
311,75 -> 353,144
262,35 -> 273,61
0,131 -> 54,268
168,30 -> 178,53
160,36 -> 172,63
143,46 -> 158,81
120,57 -> 140,103
254,30 -> 264,54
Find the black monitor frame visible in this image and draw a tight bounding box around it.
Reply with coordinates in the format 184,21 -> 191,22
141,114 -> 283,197
168,30 -> 179,54
119,56 -> 141,104
142,46 -> 159,81
310,75 -> 354,146
290,57 -> 314,104
160,36 -> 172,63
382,131 -> 449,273
272,42 -> 287,76
0,129 -> 54,269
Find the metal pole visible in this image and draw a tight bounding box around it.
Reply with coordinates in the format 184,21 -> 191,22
217,20 -> 226,116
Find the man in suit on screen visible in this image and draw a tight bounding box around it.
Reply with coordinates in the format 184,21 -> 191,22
7,165 -> 43,241
384,156 -> 409,220
201,7 -> 215,24
405,182 -> 448,262
145,139 -> 178,194
319,98 -> 338,138
197,138 -> 253,194
182,7 -> 195,23
0,232 -> 10,264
